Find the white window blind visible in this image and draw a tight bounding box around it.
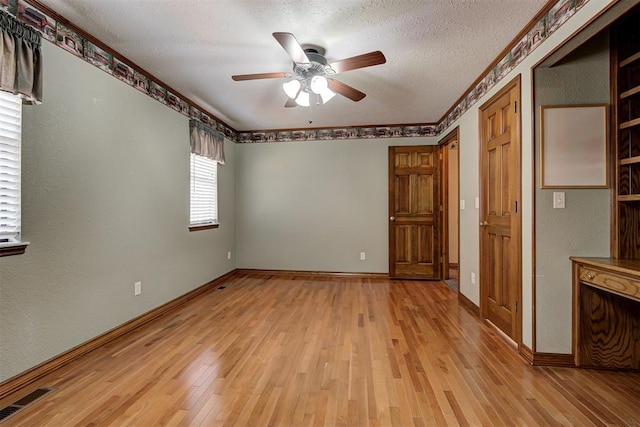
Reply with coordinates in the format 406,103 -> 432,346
190,153 -> 217,225
0,91 -> 22,243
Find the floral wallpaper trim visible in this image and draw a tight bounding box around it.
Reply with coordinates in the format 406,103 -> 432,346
238,124 -> 439,143
436,0 -> 590,135
0,0 -> 238,141
241,0 -> 591,142
2,0 -> 590,143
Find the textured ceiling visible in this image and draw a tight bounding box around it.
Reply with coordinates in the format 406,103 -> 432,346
37,0 -> 547,131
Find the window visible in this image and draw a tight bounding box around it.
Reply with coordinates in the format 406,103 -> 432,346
188,119 -> 224,231
189,152 -> 218,230
0,91 -> 27,256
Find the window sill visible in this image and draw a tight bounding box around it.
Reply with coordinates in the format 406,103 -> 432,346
0,241 -> 30,257
189,223 -> 220,232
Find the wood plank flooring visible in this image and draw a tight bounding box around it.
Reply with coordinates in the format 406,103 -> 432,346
2,273 -> 640,426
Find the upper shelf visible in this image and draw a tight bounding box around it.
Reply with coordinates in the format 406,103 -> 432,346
620,156 -> 640,165
620,117 -> 640,130
620,51 -> 640,68
621,85 -> 640,99
617,195 -> 640,201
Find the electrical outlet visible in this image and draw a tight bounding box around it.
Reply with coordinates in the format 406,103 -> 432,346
471,272 -> 476,285
360,252 -> 366,261
227,251 -> 232,260
134,281 -> 142,296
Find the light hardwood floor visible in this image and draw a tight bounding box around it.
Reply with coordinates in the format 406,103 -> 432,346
2,273 -> 640,426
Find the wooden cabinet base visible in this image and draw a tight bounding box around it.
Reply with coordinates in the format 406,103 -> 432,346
572,257 -> 640,370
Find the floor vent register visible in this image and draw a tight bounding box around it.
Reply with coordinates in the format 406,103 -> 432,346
0,387 -> 55,423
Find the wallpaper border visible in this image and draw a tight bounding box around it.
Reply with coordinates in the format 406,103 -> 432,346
0,0 -> 590,143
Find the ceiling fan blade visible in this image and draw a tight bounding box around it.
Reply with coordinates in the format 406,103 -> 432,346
284,98 -> 297,108
232,72 -> 287,81
329,51 -> 386,74
327,79 -> 366,102
273,32 -> 310,64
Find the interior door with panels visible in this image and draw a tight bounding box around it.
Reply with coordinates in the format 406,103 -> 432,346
389,145 -> 441,279
479,76 -> 522,342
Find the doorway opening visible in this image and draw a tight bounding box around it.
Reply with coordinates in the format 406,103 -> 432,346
439,128 -> 460,292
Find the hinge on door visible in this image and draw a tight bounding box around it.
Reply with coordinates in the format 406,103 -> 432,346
515,300 -> 518,313
514,101 -> 517,113
515,200 -> 518,213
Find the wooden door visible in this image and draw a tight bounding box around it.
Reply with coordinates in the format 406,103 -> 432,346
389,146 -> 441,279
479,76 -> 522,342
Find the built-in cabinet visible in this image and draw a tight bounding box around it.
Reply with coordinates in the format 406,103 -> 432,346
572,6 -> 640,370
613,6 -> 640,258
571,257 -> 640,369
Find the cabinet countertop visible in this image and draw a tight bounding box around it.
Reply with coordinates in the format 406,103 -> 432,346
570,257 -> 640,277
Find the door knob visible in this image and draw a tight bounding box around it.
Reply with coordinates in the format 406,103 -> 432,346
480,221 -> 488,227
390,216 -> 396,222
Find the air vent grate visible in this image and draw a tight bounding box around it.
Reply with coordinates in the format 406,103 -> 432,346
0,387 -> 55,423
0,406 -> 20,422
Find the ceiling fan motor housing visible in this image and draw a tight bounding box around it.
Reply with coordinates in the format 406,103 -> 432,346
293,46 -> 333,78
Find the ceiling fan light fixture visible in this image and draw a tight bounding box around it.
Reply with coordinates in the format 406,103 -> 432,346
232,33 -> 385,108
320,87 -> 336,104
309,75 -> 328,94
309,76 -> 335,104
295,90 -> 310,107
282,79 -> 301,99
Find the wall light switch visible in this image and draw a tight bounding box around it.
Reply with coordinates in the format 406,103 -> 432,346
460,199 -> 465,210
553,192 -> 565,209
475,196 -> 480,209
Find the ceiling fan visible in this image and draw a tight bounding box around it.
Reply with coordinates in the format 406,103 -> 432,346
232,32 -> 386,108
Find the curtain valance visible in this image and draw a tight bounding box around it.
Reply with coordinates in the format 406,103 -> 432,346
0,10 -> 42,104
190,119 -> 225,164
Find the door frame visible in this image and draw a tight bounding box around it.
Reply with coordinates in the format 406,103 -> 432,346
478,75 -> 523,345
438,127 -> 460,283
